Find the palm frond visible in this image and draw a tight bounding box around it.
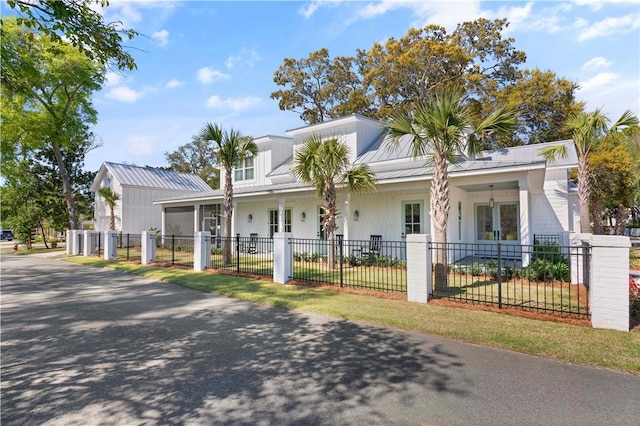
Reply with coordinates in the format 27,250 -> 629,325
538,145 -> 568,163
610,109 -> 639,132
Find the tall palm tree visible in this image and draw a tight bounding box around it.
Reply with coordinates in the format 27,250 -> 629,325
387,89 -> 517,287
292,135 -> 376,269
199,122 -> 257,264
540,109 -> 638,233
97,187 -> 121,230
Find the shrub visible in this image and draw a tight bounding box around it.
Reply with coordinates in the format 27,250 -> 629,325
630,277 -> 640,319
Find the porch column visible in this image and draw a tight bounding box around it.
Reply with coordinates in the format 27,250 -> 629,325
519,179 -> 531,265
161,208 -> 166,236
278,198 -> 285,232
194,204 -> 201,232
343,194 -> 350,241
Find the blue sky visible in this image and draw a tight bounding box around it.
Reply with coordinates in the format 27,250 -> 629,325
6,1 -> 640,172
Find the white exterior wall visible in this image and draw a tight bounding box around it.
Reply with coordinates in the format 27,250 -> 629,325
94,179 -> 123,232
530,169 -> 571,237
121,187 -> 201,234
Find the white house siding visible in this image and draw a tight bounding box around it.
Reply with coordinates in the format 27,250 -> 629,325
530,169 -> 571,238
121,188 -> 200,234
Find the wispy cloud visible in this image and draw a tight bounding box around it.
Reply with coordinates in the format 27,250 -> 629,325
577,13 -> 640,40
196,67 -> 231,84
152,29 -> 170,47
300,0 -> 343,19
582,57 -> 612,71
105,71 -> 124,87
166,79 -> 184,89
126,135 -> 153,156
226,48 -> 262,69
205,95 -> 261,111
105,86 -> 144,103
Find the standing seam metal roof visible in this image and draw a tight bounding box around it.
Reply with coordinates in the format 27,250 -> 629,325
105,162 -> 212,192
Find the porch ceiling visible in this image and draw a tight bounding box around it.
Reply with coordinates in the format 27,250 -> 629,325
457,181 -> 519,192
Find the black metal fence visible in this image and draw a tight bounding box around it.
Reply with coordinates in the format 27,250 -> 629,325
210,234 -> 274,277
155,235 -> 194,268
116,233 -> 143,261
290,237 -> 407,293
430,241 -> 590,317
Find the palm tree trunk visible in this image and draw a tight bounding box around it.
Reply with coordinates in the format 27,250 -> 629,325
109,206 -> 116,230
591,195 -> 605,235
431,156 -> 449,289
323,182 -> 337,269
578,155 -> 591,233
223,168 -> 233,264
614,206 -> 630,235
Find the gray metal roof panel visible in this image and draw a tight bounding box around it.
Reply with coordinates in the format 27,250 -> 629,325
105,162 -> 213,192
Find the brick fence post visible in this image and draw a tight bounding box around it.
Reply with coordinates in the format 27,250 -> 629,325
587,234 -> 631,331
83,230 -> 95,256
104,231 -> 117,260
194,231 -> 212,272
407,234 -> 431,303
141,230 -> 156,265
273,232 -> 292,284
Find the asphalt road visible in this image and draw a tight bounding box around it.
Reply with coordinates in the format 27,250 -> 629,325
2,254 -> 639,425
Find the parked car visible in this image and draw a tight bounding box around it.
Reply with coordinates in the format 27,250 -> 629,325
1,230 -> 14,241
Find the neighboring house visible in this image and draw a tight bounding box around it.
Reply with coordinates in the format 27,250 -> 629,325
154,114 -> 579,249
91,162 -> 212,233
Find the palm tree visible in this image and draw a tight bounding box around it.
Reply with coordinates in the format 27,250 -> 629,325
97,187 -> 121,230
386,89 -> 517,287
540,109 -> 638,233
199,122 -> 257,264
292,135 -> 376,269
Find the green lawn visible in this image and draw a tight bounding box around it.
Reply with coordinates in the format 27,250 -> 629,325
65,255 -> 640,375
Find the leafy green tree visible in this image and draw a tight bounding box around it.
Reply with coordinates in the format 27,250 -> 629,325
292,136 -> 375,269
198,123 -> 258,264
98,187 -> 121,230
540,110 -> 638,233
6,0 -> 137,70
1,18 -> 104,230
387,89 -> 517,287
165,136 -> 220,189
491,69 -> 584,146
590,127 -> 640,234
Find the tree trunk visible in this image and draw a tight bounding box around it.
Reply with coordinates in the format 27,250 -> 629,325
51,139 -> 78,230
109,206 -> 116,230
577,155 -> 591,233
323,181 -> 337,269
614,206 -> 630,235
223,167 -> 233,264
39,220 -> 49,249
591,195 -> 605,235
431,156 -> 450,289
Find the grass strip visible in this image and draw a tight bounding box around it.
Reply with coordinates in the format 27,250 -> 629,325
65,256 -> 640,375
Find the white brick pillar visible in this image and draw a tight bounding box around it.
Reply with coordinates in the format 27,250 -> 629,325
141,230 -> 156,265
407,234 -> 431,303
70,230 -> 82,255
194,231 -> 212,272
519,179 -> 531,266
66,230 -> 73,254
83,230 -> 95,256
273,232 -> 292,284
569,232 -> 590,285
104,231 -> 117,260
588,234 -> 631,331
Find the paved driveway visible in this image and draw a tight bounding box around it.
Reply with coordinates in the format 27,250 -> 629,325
2,254 -> 639,425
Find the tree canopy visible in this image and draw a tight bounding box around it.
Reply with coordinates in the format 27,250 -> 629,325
271,18 -> 582,146
1,17 -> 104,230
165,136 -> 220,189
6,0 -> 137,70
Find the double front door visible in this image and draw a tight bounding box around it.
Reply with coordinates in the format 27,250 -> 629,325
476,203 -> 519,244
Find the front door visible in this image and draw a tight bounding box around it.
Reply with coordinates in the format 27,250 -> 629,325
475,202 -> 520,254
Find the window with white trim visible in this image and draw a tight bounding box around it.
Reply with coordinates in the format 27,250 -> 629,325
234,156 -> 254,181
269,209 -> 292,238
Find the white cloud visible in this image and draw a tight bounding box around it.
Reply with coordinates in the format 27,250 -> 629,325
225,48 -> 262,69
166,79 -> 184,89
205,95 -> 261,111
300,0 -> 343,19
152,29 -> 169,47
196,67 -> 231,84
126,135 -> 153,156
105,86 -> 143,103
572,0 -> 640,11
105,71 -> 123,87
573,17 -> 589,28
582,57 -> 612,70
577,72 -> 639,120
577,13 -> 640,41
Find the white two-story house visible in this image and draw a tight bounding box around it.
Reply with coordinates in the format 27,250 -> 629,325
153,114 -> 579,252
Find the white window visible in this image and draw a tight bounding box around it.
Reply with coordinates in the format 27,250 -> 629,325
269,209 -> 292,238
234,156 -> 254,181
